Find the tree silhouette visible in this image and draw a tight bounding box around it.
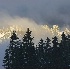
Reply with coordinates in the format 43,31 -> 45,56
52,36 -> 59,48
44,37 -> 51,68
3,28 -> 70,69
59,32 -> 67,68
21,28 -> 36,69
3,49 -> 10,69
59,32 -> 70,68
45,37 -> 51,49
37,38 -> 47,68
3,31 -> 20,69
51,36 -> 61,68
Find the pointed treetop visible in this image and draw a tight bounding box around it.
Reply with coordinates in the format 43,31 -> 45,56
10,30 -> 19,41
38,38 -> 45,47
52,36 -> 58,40
46,37 -> 51,43
23,28 -> 34,42
52,36 -> 58,44
38,38 -> 44,45
52,36 -> 59,48
40,38 -> 43,42
27,28 -> 30,32
26,28 -> 32,35
61,32 -> 67,41
61,32 -> 66,37
45,37 -> 51,48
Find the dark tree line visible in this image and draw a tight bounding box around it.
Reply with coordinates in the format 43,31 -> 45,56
3,28 -> 70,69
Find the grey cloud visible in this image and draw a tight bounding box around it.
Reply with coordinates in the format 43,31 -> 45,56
0,0 -> 70,26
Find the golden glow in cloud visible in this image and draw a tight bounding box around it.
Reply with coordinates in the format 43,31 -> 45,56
0,13 -> 70,44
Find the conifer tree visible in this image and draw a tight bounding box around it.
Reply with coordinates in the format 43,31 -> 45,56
44,37 -> 51,53
52,36 -> 61,68
52,36 -> 59,48
38,39 -> 45,54
3,31 -> 19,69
3,49 -> 10,69
60,32 -> 67,47
21,28 -> 36,69
9,31 -> 20,68
60,32 -> 70,68
44,37 -> 51,68
45,37 -> 51,49
37,38 -> 46,68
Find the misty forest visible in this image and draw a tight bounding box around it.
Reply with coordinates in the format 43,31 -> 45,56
2,28 -> 70,69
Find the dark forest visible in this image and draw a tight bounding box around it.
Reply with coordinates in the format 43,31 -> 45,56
3,28 -> 70,69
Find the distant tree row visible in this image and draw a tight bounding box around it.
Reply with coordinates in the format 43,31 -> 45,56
3,28 -> 70,69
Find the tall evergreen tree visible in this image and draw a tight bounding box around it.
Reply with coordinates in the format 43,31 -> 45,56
3,31 -> 20,69
21,28 -> 36,69
37,38 -> 46,68
52,36 -> 59,48
60,32 -> 68,49
51,36 -> 61,68
59,32 -> 67,68
60,32 -> 70,68
44,37 -> 51,68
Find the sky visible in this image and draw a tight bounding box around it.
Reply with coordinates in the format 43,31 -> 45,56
0,0 -> 70,26
0,0 -> 70,69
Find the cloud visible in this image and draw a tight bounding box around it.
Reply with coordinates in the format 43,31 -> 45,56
0,12 -> 70,45
0,0 -> 70,26
0,13 -> 52,43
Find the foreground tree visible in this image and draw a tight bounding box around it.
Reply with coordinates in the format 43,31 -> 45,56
21,28 -> 36,68
3,31 -> 19,69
